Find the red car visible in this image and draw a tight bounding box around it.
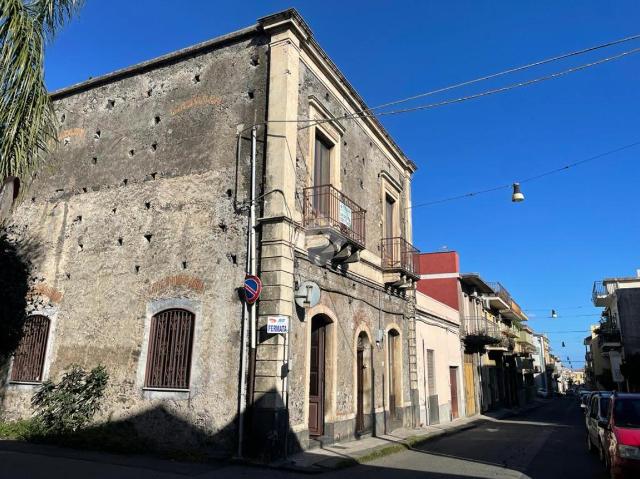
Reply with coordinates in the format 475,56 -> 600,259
603,393 -> 640,478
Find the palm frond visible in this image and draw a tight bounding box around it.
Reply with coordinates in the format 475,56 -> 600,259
0,0 -> 82,180
30,0 -> 84,41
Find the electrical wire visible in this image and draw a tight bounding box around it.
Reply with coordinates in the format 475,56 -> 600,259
345,33 -> 640,119
409,139 -> 640,209
298,45 -> 640,129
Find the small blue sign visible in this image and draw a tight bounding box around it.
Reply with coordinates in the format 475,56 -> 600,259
244,275 -> 262,305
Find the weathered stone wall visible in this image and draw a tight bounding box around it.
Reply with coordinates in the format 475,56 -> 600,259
282,60 -> 416,446
290,257 -> 413,439
295,63 -> 411,254
0,32 -> 268,453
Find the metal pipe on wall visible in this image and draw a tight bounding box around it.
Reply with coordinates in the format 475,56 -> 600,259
250,125 -> 258,350
236,124 -> 259,458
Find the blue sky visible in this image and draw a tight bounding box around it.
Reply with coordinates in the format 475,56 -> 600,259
44,1 -> 640,368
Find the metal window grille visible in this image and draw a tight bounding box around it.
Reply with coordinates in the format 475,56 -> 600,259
144,309 -> 195,389
10,315 -> 50,383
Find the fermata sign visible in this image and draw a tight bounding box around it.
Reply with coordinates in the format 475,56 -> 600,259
266,315 -> 289,334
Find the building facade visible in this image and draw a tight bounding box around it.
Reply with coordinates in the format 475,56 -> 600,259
417,251 -> 532,415
414,291 -> 464,426
590,272 -> 640,391
0,9 -> 420,460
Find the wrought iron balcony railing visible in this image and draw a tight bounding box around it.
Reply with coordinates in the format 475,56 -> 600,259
303,184 -> 366,247
381,237 -> 420,278
461,316 -> 502,341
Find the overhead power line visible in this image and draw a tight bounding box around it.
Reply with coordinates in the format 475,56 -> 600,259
298,44 -> 640,129
409,139 -> 640,209
353,32 -> 640,117
525,306 -> 587,311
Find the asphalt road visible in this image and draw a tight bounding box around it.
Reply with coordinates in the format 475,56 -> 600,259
328,397 -> 609,479
0,398 -> 608,479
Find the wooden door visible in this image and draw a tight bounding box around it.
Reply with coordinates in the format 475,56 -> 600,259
464,358 -> 476,416
388,332 -> 398,417
313,137 -> 332,216
309,319 -> 325,436
449,367 -> 459,419
356,348 -> 364,432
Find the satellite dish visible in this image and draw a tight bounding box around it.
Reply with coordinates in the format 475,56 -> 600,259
295,281 -> 321,309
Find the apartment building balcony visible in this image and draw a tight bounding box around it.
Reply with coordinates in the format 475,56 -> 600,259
597,320 -> 622,351
461,316 -> 502,347
592,281 -> 611,307
516,330 -> 536,356
486,282 -> 512,310
486,334 -> 516,352
303,184 -> 366,264
381,237 -> 420,287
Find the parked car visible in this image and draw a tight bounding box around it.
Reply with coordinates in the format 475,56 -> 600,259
602,393 -> 640,478
580,391 -> 593,410
585,391 -> 612,462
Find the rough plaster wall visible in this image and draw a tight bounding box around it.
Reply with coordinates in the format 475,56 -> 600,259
618,289 -> 640,355
295,62 -> 409,253
1,34 -> 269,451
288,257 -> 411,428
286,62 -> 413,431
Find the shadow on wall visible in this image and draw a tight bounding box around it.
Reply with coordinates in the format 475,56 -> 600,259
0,230 -> 41,398
1,385 -> 302,462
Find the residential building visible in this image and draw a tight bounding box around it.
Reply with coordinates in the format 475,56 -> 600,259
584,324 -> 613,390
591,271 -> 640,391
414,291 -> 464,426
0,9 -> 420,460
533,333 -> 550,394
417,251 -> 531,416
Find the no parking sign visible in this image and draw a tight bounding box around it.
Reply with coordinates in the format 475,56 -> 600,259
244,275 -> 262,304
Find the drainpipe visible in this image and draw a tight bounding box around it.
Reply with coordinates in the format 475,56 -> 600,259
250,125 -> 258,349
237,125 -> 259,458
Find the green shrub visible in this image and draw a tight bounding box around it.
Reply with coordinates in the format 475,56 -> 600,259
0,418 -> 41,440
31,365 -> 108,434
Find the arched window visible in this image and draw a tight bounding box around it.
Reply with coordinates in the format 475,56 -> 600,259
11,315 -> 50,383
144,309 -> 195,390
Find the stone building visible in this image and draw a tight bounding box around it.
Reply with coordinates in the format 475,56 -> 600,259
0,9 -> 420,459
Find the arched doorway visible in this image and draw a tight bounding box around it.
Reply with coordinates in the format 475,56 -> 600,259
356,331 -> 372,434
309,315 -> 331,436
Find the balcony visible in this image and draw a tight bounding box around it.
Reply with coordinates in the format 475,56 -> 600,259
597,320 -> 622,351
487,282 -> 512,305
303,184 -> 366,264
487,334 -> 516,352
461,316 -> 502,348
381,237 -> 420,284
485,281 -> 514,315
592,281 -> 609,307
516,334 -> 537,356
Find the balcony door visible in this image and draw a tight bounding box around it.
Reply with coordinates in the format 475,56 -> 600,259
313,136 -> 332,215
383,194 -> 396,266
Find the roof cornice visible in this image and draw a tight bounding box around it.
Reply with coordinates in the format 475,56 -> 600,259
258,9 -> 416,174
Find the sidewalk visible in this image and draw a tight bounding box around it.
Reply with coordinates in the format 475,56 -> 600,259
276,399 -> 547,474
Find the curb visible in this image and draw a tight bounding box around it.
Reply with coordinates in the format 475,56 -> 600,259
273,402 -> 546,474
274,421 -> 481,474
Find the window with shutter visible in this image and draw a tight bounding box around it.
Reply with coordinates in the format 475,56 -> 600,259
144,309 -> 195,390
10,315 -> 50,383
427,349 -> 436,396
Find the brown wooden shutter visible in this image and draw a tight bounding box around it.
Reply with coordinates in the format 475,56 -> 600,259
11,315 -> 50,383
144,309 -> 195,389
